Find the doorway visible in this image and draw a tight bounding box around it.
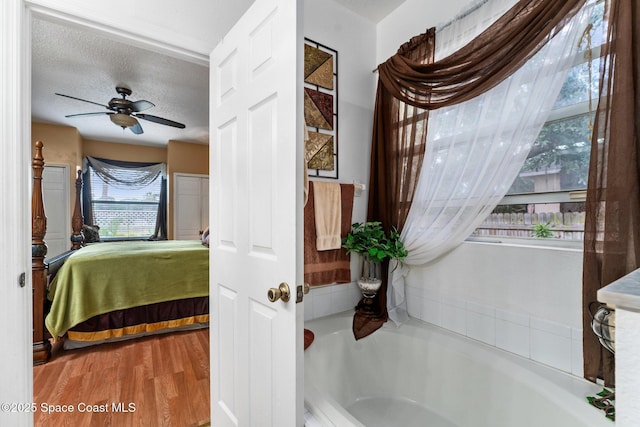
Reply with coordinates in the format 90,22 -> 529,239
28,8 -> 212,425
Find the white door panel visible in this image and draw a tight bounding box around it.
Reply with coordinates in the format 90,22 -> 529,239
210,0 -> 303,425
42,165 -> 69,257
174,174 -> 209,240
200,178 -> 209,236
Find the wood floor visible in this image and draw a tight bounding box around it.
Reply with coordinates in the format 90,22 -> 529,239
33,329 -> 210,427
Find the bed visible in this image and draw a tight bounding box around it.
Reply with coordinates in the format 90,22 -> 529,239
47,240 -> 209,349
31,142 -> 209,364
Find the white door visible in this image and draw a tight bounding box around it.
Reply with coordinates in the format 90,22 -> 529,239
174,174 -> 209,240
210,0 -> 303,425
42,165 -> 70,257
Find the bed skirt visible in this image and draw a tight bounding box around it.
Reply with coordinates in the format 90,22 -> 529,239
63,296 -> 209,349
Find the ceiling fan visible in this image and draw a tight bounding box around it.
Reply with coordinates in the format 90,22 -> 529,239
55,86 -> 186,135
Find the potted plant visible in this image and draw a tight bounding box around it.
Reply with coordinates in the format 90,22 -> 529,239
342,221 -> 408,315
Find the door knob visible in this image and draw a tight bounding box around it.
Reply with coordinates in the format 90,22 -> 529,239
268,282 -> 290,303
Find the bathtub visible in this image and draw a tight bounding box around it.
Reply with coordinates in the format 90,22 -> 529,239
304,312 -> 611,427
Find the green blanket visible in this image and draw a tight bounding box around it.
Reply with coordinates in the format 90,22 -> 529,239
45,240 -> 209,339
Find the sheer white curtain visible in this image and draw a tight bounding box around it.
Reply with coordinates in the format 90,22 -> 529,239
387,0 -> 591,325
435,0 -> 518,60
84,156 -> 166,188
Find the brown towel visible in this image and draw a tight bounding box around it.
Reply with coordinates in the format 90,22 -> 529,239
304,182 -> 354,286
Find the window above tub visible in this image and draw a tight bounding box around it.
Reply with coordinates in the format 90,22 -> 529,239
471,1 -> 605,244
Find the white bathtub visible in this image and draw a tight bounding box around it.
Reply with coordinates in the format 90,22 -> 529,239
304,312 -> 611,427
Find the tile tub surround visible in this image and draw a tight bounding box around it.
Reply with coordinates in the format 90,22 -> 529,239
405,286 -> 584,377
305,282 -> 584,378
598,268 -> 640,427
305,282 -> 362,321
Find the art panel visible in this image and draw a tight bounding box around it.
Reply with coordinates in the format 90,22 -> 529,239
304,39 -> 338,178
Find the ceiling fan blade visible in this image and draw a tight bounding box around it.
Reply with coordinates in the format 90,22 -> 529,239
55,93 -> 109,109
135,113 -> 186,129
129,120 -> 144,135
130,100 -> 155,112
65,112 -> 111,118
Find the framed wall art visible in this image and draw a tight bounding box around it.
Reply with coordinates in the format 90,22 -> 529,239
304,38 -> 338,179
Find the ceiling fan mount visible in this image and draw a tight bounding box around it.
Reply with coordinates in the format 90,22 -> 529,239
55,85 -> 186,135
108,87 -> 136,113
115,86 -> 132,97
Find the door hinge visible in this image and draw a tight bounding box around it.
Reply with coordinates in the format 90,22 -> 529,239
18,272 -> 26,288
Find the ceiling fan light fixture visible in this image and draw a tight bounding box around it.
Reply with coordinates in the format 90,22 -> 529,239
56,87 -> 182,134
110,113 -> 137,128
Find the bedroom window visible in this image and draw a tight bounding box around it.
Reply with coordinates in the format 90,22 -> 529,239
83,157 -> 168,240
472,1 -> 604,242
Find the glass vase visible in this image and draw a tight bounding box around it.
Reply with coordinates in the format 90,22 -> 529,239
356,255 -> 382,317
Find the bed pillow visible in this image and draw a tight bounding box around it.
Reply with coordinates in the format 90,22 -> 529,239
82,224 -> 101,243
202,227 -> 210,247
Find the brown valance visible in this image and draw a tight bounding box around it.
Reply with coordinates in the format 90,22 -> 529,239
377,0 -> 586,109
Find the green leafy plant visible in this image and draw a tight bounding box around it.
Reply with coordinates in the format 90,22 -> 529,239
587,388 -> 615,421
341,221 -> 408,263
532,221 -> 554,238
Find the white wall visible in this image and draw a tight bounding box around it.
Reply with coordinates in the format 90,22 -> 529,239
303,0 -> 377,319
304,0 -> 377,196
376,0 -> 471,62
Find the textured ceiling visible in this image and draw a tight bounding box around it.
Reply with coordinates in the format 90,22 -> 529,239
333,0 -> 406,22
31,18 -> 210,147
30,1 -> 406,147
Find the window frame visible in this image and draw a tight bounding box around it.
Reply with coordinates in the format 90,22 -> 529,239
471,37 -> 605,245
86,163 -> 164,240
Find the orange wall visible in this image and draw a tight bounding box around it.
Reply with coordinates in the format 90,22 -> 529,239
31,122 -> 83,217
167,140 -> 209,175
31,122 -> 209,240
83,139 -> 167,163
167,140 -> 209,238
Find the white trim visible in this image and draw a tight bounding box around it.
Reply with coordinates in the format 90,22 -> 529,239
25,2 -> 209,66
9,3 -> 221,423
466,235 -> 584,250
500,189 -> 587,205
1,0 -> 33,423
173,172 -> 209,179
